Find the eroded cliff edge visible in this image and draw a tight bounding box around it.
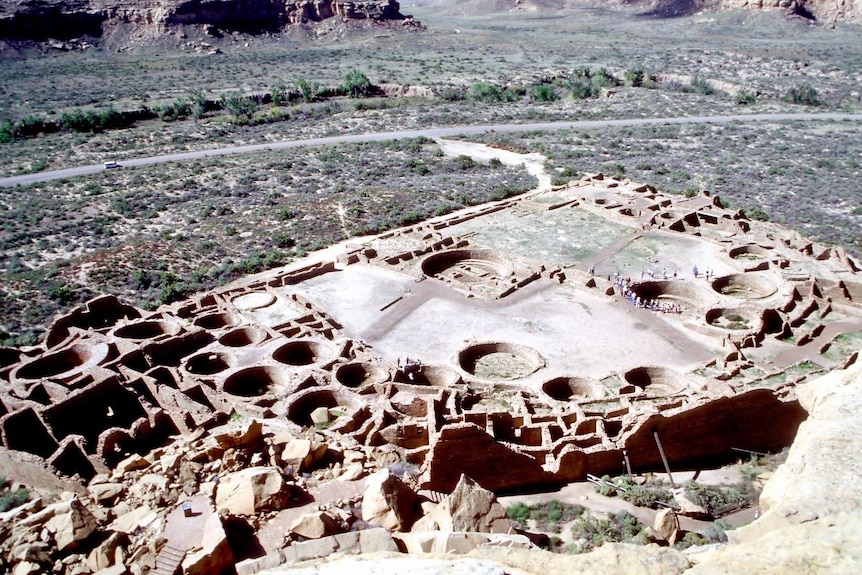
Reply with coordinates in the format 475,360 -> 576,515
0,0 -> 416,45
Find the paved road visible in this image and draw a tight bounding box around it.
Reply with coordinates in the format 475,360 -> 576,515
2,112 -> 861,188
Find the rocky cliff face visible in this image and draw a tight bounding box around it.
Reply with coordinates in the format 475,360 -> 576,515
0,0 -> 412,44
635,0 -> 862,24
427,0 -> 862,23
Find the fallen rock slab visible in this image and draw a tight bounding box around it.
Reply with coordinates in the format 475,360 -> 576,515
361,469 -> 417,531
289,511 -> 341,540
215,467 -> 290,515
413,474 -> 510,534
42,497 -> 99,552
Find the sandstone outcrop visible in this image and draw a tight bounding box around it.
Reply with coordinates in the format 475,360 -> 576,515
433,0 -> 862,24
0,0 -> 417,45
730,359 -> 862,541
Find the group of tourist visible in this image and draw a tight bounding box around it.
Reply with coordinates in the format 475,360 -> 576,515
611,271 -> 684,314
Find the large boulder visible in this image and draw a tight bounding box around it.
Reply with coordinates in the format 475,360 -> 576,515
289,511 -> 341,539
650,508 -> 680,544
212,420 -> 263,450
42,497 -> 99,552
361,469 -> 417,531
672,487 -> 709,519
413,474 -> 510,534
88,483 -> 126,506
278,438 -> 328,473
87,531 -> 128,571
182,514 -> 235,575
215,467 -> 290,515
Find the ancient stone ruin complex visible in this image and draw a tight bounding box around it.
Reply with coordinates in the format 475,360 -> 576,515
2,174 -> 860,502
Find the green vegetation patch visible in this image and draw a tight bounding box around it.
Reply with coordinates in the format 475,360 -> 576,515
506,500 -> 585,533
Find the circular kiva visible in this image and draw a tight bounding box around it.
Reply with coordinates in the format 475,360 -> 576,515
334,361 -> 390,389
542,376 -> 605,401
393,364 -> 462,387
631,280 -> 714,306
219,326 -> 267,348
194,312 -> 240,330
623,366 -> 687,396
458,342 -> 544,381
231,291 -> 277,310
14,342 -> 110,382
421,249 -> 513,281
272,339 -> 337,367
222,365 -> 292,397
729,244 -> 772,261
284,387 -> 360,427
712,274 -> 777,300
113,320 -> 179,340
705,307 -> 760,331
184,352 -> 234,376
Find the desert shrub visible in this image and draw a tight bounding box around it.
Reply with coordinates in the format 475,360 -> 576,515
220,93 -> 260,123
16,115 -> 49,137
784,83 -> 822,106
597,476 -> 674,508
595,475 -> 617,497
295,79 -> 320,102
341,70 -> 374,98
568,67 -> 616,99
506,500 -> 585,533
625,67 -> 645,87
0,485 -> 30,512
569,78 -> 595,100
673,531 -> 708,549
469,82 -> 504,102
189,91 -> 207,120
743,206 -> 769,221
59,107 -> 129,132
701,519 -> 733,543
455,154 -> 476,170
271,83 -> 289,105
0,119 -> 14,142
570,510 -> 644,553
688,77 -> 714,95
530,84 -> 558,102
736,89 -> 756,105
439,86 -> 466,101
684,481 -> 754,515
739,454 -> 763,481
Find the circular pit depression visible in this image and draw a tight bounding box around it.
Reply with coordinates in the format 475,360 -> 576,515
458,342 -> 544,381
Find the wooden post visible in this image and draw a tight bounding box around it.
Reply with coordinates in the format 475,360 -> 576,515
623,449 -> 632,477
653,431 -> 676,489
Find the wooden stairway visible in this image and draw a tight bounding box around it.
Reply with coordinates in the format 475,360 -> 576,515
151,544 -> 186,575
